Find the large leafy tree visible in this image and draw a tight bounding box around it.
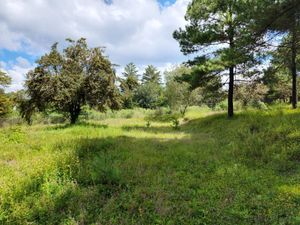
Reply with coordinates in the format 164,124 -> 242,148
24,38 -> 121,124
173,0 -> 261,117
120,63 -> 140,108
0,70 -> 12,117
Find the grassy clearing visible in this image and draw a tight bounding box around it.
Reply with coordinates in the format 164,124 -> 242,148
1,106 -> 300,224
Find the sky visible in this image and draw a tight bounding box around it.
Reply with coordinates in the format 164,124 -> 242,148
0,0 -> 191,91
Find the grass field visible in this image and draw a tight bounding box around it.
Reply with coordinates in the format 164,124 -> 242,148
1,107 -> 300,224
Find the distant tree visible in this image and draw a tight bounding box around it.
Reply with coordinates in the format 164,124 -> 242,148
122,63 -> 139,81
134,82 -> 164,109
120,63 -> 140,108
0,70 -> 12,117
262,67 -> 291,103
254,0 -> 300,108
261,37 -> 300,103
165,65 -> 199,116
175,60 -> 225,109
234,82 -> 269,107
23,38 -> 121,124
134,65 -> 163,109
142,65 -> 161,85
174,0 -> 262,117
0,70 -> 11,86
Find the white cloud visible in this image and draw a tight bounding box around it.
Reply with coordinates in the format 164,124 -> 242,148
0,0 -> 189,65
0,0 -> 191,91
1,57 -> 35,92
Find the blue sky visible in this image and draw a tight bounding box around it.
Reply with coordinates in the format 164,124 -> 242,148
158,0 -> 177,6
0,0 -> 190,91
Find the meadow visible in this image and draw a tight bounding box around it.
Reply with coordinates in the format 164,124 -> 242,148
1,106 -> 300,224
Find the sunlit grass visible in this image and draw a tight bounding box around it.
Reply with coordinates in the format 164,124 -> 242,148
1,106 -> 300,224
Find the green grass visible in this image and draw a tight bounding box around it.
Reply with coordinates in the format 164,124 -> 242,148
1,106 -> 300,224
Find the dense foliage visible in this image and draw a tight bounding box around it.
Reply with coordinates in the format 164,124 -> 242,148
22,38 -> 121,124
173,0 -> 263,117
120,63 -> 140,109
0,70 -> 12,118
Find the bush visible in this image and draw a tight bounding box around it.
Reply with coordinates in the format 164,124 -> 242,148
251,101 -> 268,110
145,108 -> 181,129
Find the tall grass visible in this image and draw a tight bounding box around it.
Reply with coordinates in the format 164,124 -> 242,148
1,106 -> 300,224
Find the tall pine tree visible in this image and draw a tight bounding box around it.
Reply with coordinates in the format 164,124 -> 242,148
174,0 -> 262,117
120,63 -> 140,108
256,0 -> 300,108
142,65 -> 161,85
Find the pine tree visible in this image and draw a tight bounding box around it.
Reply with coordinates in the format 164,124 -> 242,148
173,0 -> 262,117
142,65 -> 161,85
256,0 -> 300,108
120,63 -> 140,108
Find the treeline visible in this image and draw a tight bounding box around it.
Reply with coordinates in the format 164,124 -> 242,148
0,0 -> 299,124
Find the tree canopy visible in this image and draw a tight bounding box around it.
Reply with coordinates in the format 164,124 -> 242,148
142,65 -> 161,85
0,70 -> 12,117
174,0 -> 264,117
120,63 -> 140,108
23,38 -> 121,124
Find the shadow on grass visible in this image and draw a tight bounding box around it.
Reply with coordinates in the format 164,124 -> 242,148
122,125 -> 177,134
46,121 -> 109,130
6,108 -> 300,224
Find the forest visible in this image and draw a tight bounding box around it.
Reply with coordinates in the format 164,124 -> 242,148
1,0 -> 300,224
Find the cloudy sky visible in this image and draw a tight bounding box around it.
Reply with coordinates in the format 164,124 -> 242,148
0,0 -> 191,91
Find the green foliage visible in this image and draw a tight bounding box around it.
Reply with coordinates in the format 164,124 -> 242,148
0,71 -> 12,118
234,82 -> 269,108
164,65 -> 200,116
0,91 -> 12,118
256,0 -> 300,108
262,66 -> 292,103
262,35 -> 300,106
174,0 -> 264,117
175,61 -> 225,109
120,63 -> 140,109
2,107 -> 300,224
23,38 -> 121,124
84,108 -> 149,121
165,79 -> 193,115
142,65 -> 161,85
0,71 -> 11,87
134,82 -> 164,109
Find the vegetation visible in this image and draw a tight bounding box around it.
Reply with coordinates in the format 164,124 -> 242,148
21,38 -> 121,124
1,107 -> 300,224
257,0 -> 300,108
120,63 -> 140,109
1,0 -> 300,224
0,70 -> 12,118
173,0 -> 263,117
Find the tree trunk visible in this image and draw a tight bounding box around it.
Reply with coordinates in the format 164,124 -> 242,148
228,66 -> 234,118
69,104 -> 81,124
291,26 -> 298,109
228,26 -> 235,118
